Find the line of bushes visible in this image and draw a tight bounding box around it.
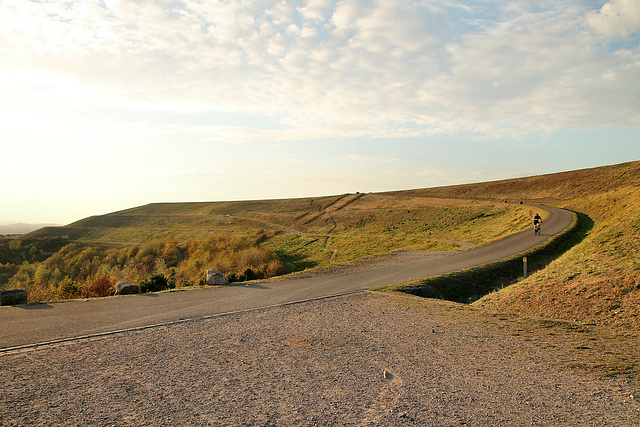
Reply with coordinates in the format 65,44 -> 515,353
1,232 -> 286,303
386,210 -> 591,303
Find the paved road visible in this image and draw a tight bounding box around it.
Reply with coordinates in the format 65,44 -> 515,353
0,205 -> 574,350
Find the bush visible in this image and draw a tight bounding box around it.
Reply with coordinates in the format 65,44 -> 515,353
139,274 -> 175,293
57,278 -> 84,300
265,260 -> 285,278
240,268 -> 258,282
86,275 -> 114,298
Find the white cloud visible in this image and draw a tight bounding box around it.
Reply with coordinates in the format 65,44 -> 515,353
299,0 -> 335,21
0,0 -> 639,144
588,0 -> 640,39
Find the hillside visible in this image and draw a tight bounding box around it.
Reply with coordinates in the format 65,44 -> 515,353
10,160 -> 640,331
470,161 -> 640,330
30,192 -> 533,267
382,160 -> 640,330
387,160 -> 640,203
10,189 -> 532,303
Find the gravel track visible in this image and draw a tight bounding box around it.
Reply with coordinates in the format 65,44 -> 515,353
2,291 -> 638,426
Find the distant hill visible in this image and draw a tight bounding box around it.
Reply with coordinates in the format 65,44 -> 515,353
0,222 -> 59,235
30,160 -> 640,243
386,160 -> 640,203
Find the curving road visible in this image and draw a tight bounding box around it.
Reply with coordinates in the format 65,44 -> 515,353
0,205 -> 574,350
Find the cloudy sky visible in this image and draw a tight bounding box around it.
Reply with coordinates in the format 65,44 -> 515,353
1,0 -> 639,224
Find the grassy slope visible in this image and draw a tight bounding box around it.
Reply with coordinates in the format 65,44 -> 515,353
32,193 -> 533,271
475,184 -> 640,330
409,160 -> 640,330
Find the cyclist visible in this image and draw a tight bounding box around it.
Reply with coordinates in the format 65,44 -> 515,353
533,213 -> 542,235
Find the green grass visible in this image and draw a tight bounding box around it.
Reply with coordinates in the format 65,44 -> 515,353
266,234 -> 330,272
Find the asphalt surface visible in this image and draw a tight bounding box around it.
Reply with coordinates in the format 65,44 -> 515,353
0,204 -> 574,350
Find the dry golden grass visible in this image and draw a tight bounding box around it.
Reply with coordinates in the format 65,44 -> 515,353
474,161 -> 640,330
33,192 -> 533,269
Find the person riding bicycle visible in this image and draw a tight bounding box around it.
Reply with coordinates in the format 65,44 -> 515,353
533,213 -> 542,234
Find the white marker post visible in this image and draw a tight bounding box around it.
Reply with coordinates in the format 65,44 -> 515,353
523,257 -> 528,279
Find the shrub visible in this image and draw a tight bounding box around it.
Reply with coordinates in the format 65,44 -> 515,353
265,260 -> 285,278
57,278 -> 84,300
86,275 -> 114,298
240,268 -> 258,282
139,274 -> 175,293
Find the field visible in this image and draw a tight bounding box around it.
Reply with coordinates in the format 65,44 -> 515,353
31,193 -> 532,252
2,160 -> 639,332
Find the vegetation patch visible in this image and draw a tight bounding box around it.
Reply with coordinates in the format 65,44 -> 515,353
1,234 -> 285,302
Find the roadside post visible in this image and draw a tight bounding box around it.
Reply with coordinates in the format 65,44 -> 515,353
523,257 -> 528,279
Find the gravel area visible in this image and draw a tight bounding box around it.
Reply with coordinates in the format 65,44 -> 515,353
1,291 -> 638,426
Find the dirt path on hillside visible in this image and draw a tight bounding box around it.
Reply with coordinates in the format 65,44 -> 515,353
2,292 -> 638,426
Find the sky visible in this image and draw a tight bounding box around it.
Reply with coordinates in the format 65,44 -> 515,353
1,0 -> 639,225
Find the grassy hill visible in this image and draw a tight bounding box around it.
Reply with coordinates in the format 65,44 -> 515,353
11,160 -> 640,332
10,188 -> 532,302
469,161 -> 640,330
31,192 -> 533,268
388,160 -> 640,330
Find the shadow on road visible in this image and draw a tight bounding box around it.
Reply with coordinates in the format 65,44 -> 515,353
18,303 -> 54,310
400,210 -> 594,304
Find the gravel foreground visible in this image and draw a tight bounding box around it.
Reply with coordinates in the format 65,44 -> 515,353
1,291 -> 639,426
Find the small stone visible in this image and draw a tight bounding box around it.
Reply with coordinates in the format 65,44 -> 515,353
115,281 -> 139,295
206,270 -> 229,285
